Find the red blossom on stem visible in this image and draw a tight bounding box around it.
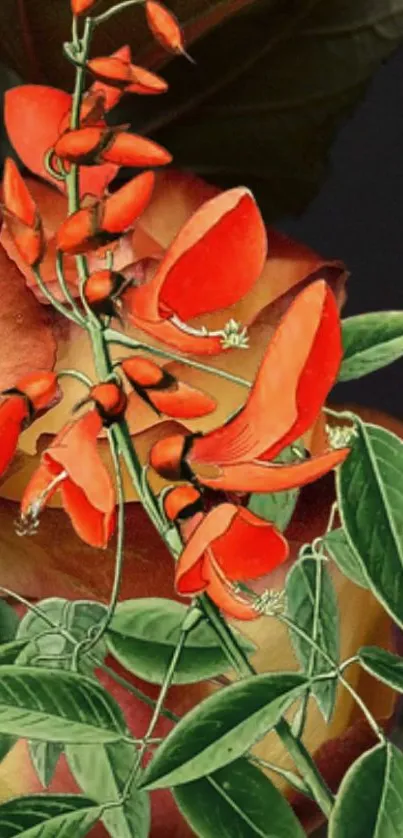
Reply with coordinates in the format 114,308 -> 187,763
0,371 -> 58,478
123,186 -> 267,355
54,126 -> 172,169
19,382 -> 127,548
145,0 -> 188,58
150,281 -> 350,487
87,56 -> 168,95
2,159 -> 45,267
122,356 -> 216,418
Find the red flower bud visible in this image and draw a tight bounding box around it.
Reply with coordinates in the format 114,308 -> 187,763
163,485 -> 202,521
56,172 -> 155,254
71,0 -> 96,15
83,270 -> 128,318
16,371 -> 59,412
122,356 -> 216,419
55,126 -> 171,168
149,433 -> 189,481
90,382 -> 128,425
87,57 -> 168,95
2,159 -> 44,267
145,0 -> 186,57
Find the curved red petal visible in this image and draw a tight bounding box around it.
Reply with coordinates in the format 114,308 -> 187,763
3,159 -> 37,227
130,187 -> 267,322
176,504 -> 237,594
71,0 -> 96,15
54,127 -> 105,163
125,300 -> 225,355
18,371 -> 58,411
45,410 -> 116,518
0,396 -> 27,477
204,559 -> 259,621
127,64 -> 168,95
192,281 -> 341,465
212,506 -> 289,581
194,447 -> 350,493
102,134 -> 172,168
20,458 -> 60,518
89,46 -> 133,111
149,382 -> 216,419
102,171 -> 155,234
56,206 -> 97,254
61,477 -> 116,548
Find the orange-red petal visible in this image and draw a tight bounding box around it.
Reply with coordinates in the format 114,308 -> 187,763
145,0 -> 184,54
211,506 -> 288,581
193,447 -> 350,493
61,477 -> 116,548
191,281 -> 342,466
146,383 -> 216,419
102,134 -> 172,168
101,171 -> 155,234
44,411 -> 116,538
54,126 -> 106,163
3,159 -> 37,228
56,205 -> 99,254
0,396 -> 28,477
71,0 -> 96,15
17,371 -> 58,411
130,187 -> 267,322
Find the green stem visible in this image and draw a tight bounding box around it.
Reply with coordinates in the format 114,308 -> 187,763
99,663 -> 179,724
93,0 -> 144,25
249,754 -> 313,798
280,614 -> 384,743
292,556 -> 323,739
199,595 -> 334,817
55,252 -> 86,324
57,369 -> 93,388
105,328 -> 251,389
32,267 -> 82,325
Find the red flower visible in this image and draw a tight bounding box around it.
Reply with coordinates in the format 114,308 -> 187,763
2,159 -> 45,267
122,356 -> 216,418
87,56 -> 168,95
165,487 -> 288,620
150,281 -> 350,488
0,371 -> 58,478
71,0 -> 96,15
4,47 -> 136,198
20,410 -> 116,549
56,171 -> 155,254
122,186 -> 267,355
145,0 -> 187,57
54,126 -> 172,169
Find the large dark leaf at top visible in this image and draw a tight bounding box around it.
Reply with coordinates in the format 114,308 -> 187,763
123,0 -> 403,219
3,0 -> 403,218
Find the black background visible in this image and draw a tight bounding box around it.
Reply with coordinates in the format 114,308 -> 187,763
280,46 -> 403,421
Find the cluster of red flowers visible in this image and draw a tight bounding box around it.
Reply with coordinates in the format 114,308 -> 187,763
0,2 -> 350,620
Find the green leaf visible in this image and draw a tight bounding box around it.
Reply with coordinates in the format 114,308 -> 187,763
139,672 -> 306,790
0,599 -> 19,642
67,742 -> 150,838
329,742 -> 403,838
0,794 -> 101,838
248,444 -> 302,532
174,757 -> 306,837
323,528 -> 368,589
286,557 -> 339,722
107,598 -> 255,685
340,312 -> 403,381
0,666 -> 127,743
336,422 -> 403,627
29,742 -> 64,788
358,646 -> 403,692
17,599 -> 108,675
0,734 -> 16,763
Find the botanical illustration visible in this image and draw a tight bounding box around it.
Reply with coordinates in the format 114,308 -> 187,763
0,1 -> 402,836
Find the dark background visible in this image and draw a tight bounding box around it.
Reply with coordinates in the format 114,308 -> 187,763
280,45 -> 403,420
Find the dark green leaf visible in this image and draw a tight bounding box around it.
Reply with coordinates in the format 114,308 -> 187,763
131,0 -> 403,219
359,646 -> 403,692
340,312 -> 403,381
336,422 -> 403,627
0,734 -> 16,763
248,444 -> 302,532
108,598 -> 255,685
29,742 -> 64,788
0,599 -> 19,642
329,742 -> 403,837
174,757 -> 306,837
0,666 -> 127,743
323,528 -> 368,589
0,639 -> 27,665
286,557 -> 339,722
139,673 -> 306,789
17,599 -> 108,675
67,742 -> 150,838
0,794 -> 101,838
